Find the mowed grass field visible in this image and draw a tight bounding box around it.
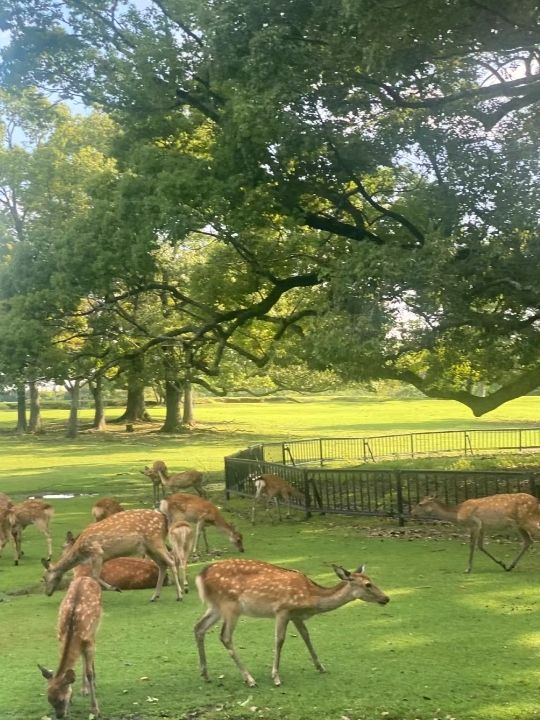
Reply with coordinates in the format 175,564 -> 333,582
0,395 -> 540,720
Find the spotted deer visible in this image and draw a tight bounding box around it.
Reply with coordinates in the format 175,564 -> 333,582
9,498 -> 54,564
64,531 -> 164,590
142,461 -> 205,505
194,558 -> 389,687
412,493 -> 540,573
168,520 -> 194,592
160,493 -> 244,556
249,473 -> 304,523
38,575 -> 102,718
91,497 -> 124,522
42,509 -> 184,601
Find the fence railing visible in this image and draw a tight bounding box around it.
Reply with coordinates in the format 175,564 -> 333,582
224,428 -> 540,524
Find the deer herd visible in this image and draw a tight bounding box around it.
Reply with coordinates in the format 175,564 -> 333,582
4,461 -> 540,718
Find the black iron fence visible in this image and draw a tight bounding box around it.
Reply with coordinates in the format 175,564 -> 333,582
224,428 -> 540,524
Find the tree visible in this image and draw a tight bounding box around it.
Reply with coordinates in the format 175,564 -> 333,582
1,1 -> 539,414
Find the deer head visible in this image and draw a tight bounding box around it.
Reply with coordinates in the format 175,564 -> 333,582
38,664 -> 75,719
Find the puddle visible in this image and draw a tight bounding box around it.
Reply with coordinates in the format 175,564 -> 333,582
29,493 -> 99,500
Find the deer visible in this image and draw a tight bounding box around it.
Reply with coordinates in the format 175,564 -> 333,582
0,493 -> 17,562
64,531 -> 165,590
8,498 -> 54,565
91,497 -> 124,522
42,509 -> 184,601
38,575 -> 102,718
142,460 -> 205,506
168,520 -> 194,592
160,493 -> 244,556
412,493 -> 540,573
249,473 -> 304,523
194,558 -> 389,687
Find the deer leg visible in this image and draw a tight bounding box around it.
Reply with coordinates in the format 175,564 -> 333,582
194,606 -> 222,681
292,618 -> 326,673
504,529 -> 533,571
271,612 -> 289,686
34,518 -> 53,560
82,644 -> 100,717
146,546 -> 183,601
476,525 -> 508,571
275,496 -> 282,522
220,612 -> 256,687
12,525 -> 22,565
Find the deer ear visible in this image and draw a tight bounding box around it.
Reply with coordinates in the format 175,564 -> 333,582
355,564 -> 366,574
41,557 -> 51,570
332,564 -> 352,581
38,663 -> 53,680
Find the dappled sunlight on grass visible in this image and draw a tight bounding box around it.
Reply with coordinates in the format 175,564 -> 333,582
514,631 -> 540,649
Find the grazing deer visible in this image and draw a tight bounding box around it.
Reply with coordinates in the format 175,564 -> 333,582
9,498 -> 54,564
168,520 -> 194,592
250,473 -> 304,523
0,493 -> 16,562
38,575 -> 102,718
42,509 -> 184,601
160,493 -> 244,556
64,531 -> 165,590
91,497 -> 124,522
194,558 -> 389,687
142,460 -> 205,506
412,493 -> 540,573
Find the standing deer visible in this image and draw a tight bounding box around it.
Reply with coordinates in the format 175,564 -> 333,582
142,460 -> 205,505
194,558 -> 389,687
160,493 -> 244,555
64,531 -> 165,590
0,493 -> 16,562
42,509 -> 184,601
38,575 -> 102,718
9,498 -> 54,564
250,473 -> 304,523
412,493 -> 540,573
168,520 -> 194,592
91,497 -> 124,522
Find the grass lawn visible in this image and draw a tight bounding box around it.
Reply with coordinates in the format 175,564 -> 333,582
0,396 -> 539,720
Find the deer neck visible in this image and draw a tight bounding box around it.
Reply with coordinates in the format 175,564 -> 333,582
53,545 -> 85,576
310,582 -> 356,614
430,501 -> 459,521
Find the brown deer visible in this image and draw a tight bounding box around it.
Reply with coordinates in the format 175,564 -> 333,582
412,493 -> 540,573
9,498 -> 54,564
38,575 -> 102,718
250,473 -> 304,523
194,558 -> 389,687
142,460 -> 205,506
0,493 -> 16,562
42,509 -> 184,601
64,531 -> 165,590
91,497 -> 124,522
160,493 -> 244,555
168,520 -> 194,592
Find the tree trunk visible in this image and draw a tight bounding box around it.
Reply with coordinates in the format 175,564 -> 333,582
182,380 -> 195,427
15,384 -> 27,433
89,376 -> 106,431
115,357 -> 151,423
65,380 -> 80,438
28,381 -> 42,433
160,380 -> 182,432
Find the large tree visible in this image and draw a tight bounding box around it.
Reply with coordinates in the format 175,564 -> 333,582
1,1 -> 539,415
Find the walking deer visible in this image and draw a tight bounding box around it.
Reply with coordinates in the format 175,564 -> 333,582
142,460 -> 205,505
91,497 -> 124,522
160,493 -> 244,555
250,473 -> 304,523
42,509 -> 184,601
64,531 -> 165,590
194,558 -> 389,687
412,493 -> 540,573
38,575 -> 102,718
168,520 -> 194,592
9,498 -> 54,564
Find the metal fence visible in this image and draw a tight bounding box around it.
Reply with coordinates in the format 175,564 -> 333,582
224,428 -> 540,524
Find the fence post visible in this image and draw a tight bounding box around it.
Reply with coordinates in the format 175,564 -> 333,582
224,458 -> 231,500
303,470 -> 312,520
395,471 -> 405,527
319,438 -> 324,467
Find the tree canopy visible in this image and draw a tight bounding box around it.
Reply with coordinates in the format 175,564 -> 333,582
0,0 -> 539,415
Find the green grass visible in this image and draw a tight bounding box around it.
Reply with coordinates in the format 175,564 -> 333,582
0,396 -> 540,720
